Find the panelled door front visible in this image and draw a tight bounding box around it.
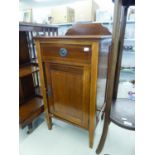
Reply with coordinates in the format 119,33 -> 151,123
45,62 -> 90,129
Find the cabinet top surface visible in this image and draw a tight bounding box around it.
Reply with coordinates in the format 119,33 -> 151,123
34,35 -> 111,41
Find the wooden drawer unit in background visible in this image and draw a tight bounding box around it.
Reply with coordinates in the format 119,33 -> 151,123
19,23 -> 58,133
34,36 -> 111,148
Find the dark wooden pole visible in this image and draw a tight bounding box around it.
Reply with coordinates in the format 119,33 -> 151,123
96,0 -> 127,153
113,6 -> 129,100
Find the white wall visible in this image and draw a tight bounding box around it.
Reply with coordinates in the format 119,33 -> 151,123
19,0 -> 114,23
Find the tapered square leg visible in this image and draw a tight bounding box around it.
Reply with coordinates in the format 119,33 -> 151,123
45,112 -> 52,130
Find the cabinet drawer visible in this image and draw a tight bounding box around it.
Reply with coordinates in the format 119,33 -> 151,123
40,43 -> 91,63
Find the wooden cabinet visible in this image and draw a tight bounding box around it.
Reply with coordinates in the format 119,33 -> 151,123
35,35 -> 111,148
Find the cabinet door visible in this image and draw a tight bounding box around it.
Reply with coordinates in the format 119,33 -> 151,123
45,63 -> 90,128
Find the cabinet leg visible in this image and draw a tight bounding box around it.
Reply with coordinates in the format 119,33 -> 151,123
89,124 -> 94,148
45,112 -> 52,130
27,123 -> 33,134
96,113 -> 110,154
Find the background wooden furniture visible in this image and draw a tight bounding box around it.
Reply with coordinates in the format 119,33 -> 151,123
19,22 -> 58,36
34,24 -> 111,148
19,23 -> 58,133
96,0 -> 135,154
19,31 -> 43,133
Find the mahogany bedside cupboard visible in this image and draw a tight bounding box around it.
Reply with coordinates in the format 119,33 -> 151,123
34,35 -> 111,148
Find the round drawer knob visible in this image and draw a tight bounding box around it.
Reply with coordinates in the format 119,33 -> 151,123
59,48 -> 68,57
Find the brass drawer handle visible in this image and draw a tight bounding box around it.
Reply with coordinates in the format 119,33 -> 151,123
59,48 -> 68,57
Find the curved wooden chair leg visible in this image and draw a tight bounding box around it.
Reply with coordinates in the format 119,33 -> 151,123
96,113 -> 110,154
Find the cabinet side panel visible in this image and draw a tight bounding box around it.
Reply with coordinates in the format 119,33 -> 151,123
96,39 -> 111,112
19,31 -> 30,65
